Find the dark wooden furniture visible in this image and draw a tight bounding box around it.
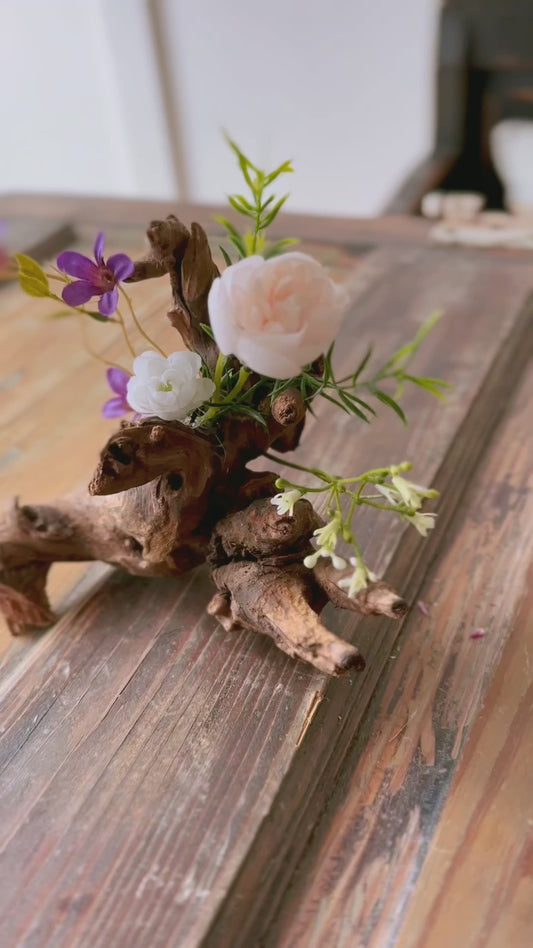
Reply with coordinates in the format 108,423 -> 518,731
1,195 -> 533,946
388,0 -> 533,214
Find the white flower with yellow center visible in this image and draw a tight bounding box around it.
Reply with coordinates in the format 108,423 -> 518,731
126,351 -> 215,422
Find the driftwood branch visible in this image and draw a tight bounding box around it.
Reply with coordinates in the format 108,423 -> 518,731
0,215 -> 410,675
129,215 -> 219,366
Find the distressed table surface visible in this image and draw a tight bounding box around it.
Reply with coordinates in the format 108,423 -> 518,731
0,196 -> 532,948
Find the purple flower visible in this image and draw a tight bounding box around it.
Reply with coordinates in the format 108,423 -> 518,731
57,232 -> 134,317
102,367 -> 132,418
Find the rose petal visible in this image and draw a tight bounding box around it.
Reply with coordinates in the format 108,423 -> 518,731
106,366 -> 130,396
93,232 -> 105,265
56,251 -> 99,281
207,279 -> 236,355
208,252 -> 348,379
62,280 -> 95,307
102,396 -> 130,418
107,253 -> 134,282
99,287 -> 119,316
236,334 -> 302,379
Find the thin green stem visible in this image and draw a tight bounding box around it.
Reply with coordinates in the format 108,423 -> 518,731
263,452 -> 332,482
115,306 -> 136,359
120,286 -> 166,357
228,366 -> 250,400
46,271 -> 69,284
214,352 -> 227,391
79,315 -> 130,374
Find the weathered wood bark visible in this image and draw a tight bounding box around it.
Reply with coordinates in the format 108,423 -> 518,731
0,215 -> 406,675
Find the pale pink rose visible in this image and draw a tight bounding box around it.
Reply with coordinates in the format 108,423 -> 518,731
207,252 -> 349,379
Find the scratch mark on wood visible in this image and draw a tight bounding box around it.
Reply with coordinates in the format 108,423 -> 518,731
296,691 -> 324,747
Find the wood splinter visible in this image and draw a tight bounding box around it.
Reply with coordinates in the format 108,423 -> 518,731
0,214 -> 409,676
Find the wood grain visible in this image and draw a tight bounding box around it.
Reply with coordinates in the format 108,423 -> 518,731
206,246 -> 533,947
0,192 -> 433,249
0,232 -> 183,656
1,201 -> 533,946
267,341 -> 533,948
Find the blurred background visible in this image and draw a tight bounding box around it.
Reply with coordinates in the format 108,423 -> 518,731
2,0 -> 533,218
0,0 -> 440,216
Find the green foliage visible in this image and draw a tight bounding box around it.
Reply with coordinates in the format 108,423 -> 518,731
267,311 -> 449,426
217,135 -> 297,259
16,254 -> 51,298
268,456 -> 439,590
16,255 -> 119,324
372,310 -> 450,401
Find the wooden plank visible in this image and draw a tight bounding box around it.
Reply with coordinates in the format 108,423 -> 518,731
0,231 -> 184,658
266,346 -> 533,948
0,193 -> 432,249
2,218 -> 75,263
205,252 -> 533,946
396,585 -> 533,937
0,225 -> 362,656
1,228 -> 532,944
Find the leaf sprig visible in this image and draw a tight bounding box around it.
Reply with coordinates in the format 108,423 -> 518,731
267,311 -> 450,425
15,255 -> 109,322
268,456 -> 439,595
216,136 -> 299,262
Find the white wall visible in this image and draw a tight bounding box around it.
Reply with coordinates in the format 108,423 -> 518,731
0,0 -> 440,216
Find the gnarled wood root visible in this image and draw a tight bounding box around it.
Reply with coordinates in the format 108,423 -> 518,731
0,214 -> 409,675
0,491 -> 407,675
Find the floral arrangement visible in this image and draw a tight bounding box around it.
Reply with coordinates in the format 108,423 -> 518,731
1,139 -> 446,676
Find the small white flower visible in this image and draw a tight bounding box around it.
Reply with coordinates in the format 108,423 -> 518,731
403,511 -> 437,537
312,517 -> 342,552
391,474 -> 438,511
375,483 -> 401,506
126,351 -> 215,422
270,489 -> 302,516
330,551 -> 348,570
303,548 -> 347,570
337,557 -> 378,599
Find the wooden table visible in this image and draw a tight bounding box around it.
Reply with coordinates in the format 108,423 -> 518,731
1,196 -> 532,948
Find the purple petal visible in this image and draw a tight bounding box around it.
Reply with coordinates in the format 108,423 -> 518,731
106,366 -> 130,396
94,232 -> 105,265
470,628 -> 486,640
107,253 -> 134,282
57,250 -> 99,281
62,280 -> 95,307
102,395 -> 130,418
99,287 -> 119,316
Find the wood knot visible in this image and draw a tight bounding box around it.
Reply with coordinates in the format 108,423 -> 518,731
271,388 -> 306,426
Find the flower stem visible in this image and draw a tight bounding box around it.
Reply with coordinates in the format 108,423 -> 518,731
214,352 -> 227,391
45,271 -> 69,284
263,452 -> 332,482
78,315 -> 130,374
115,306 -> 136,359
227,366 -> 250,400
119,286 -> 166,357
